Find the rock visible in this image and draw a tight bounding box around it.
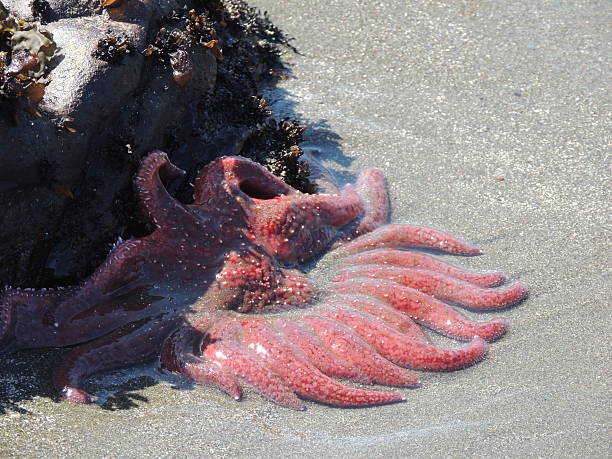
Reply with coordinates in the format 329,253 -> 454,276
0,1 -> 217,286
0,0 -> 304,288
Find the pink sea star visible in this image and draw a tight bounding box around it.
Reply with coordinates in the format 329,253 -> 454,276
0,151 -> 526,408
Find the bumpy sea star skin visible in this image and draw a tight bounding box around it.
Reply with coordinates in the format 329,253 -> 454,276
0,151 -> 527,408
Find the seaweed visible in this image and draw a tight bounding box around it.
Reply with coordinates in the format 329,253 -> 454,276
0,9 -> 55,123
0,51 -> 44,124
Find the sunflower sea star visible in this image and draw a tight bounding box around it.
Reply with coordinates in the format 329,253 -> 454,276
0,151 -> 527,408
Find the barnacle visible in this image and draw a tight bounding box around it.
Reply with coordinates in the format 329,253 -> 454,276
94,32 -> 135,64
169,49 -> 193,86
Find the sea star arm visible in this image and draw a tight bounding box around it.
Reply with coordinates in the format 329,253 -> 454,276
338,224 -> 484,255
343,248 -> 506,287
353,167 -> 390,234
190,155 -> 367,264
39,239 -> 164,342
160,325 -> 241,399
320,306 -> 489,371
0,287 -> 79,351
334,279 -> 509,341
192,155 -> 296,205
134,150 -> 190,228
294,155 -> 389,237
326,295 -> 431,343
335,265 -> 527,310
239,320 -> 407,406
53,316 -> 180,403
249,188 -> 365,264
273,319 -> 372,384
201,320 -> 305,410
299,315 -> 420,387
205,249 -> 315,312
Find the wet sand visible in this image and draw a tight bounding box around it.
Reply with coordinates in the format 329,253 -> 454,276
1,0 -> 609,457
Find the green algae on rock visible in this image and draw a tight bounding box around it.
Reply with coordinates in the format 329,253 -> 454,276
0,8 -> 56,123
10,27 -> 56,78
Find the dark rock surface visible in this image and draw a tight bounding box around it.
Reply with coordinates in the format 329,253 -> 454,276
0,0 -> 303,288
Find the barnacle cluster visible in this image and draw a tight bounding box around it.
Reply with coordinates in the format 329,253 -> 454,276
144,10 -> 214,64
93,32 -> 135,64
137,2 -> 308,190
0,4 -> 56,124
31,0 -> 52,22
221,0 -> 297,55
142,7 -> 217,86
244,114 -> 312,192
143,8 -> 217,59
